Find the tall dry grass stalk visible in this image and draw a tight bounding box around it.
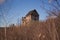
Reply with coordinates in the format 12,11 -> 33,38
0,18 -> 60,40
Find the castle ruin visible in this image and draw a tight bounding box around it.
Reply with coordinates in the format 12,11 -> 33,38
22,9 -> 39,25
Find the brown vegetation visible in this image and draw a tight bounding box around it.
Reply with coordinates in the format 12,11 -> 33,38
0,17 -> 60,40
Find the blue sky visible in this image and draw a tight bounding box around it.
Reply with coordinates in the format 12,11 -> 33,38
0,0 -> 60,27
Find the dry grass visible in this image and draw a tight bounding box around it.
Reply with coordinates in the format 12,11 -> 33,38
0,18 -> 60,40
